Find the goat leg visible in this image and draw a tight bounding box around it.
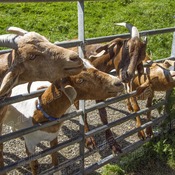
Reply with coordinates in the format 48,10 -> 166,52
74,101 -> 97,150
127,98 -> 134,112
0,125 -> 6,175
0,142 -> 4,169
105,129 -> 122,154
25,144 -> 39,175
97,101 -> 122,154
50,138 -> 62,175
84,113 -> 97,150
0,107 -> 8,175
145,96 -> 154,137
130,97 -> 146,140
50,138 -> 59,167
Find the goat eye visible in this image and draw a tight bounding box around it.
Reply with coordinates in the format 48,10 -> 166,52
76,78 -> 84,84
29,55 -> 37,60
96,74 -> 102,79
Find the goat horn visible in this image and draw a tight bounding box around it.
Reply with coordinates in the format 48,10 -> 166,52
0,34 -> 19,49
27,82 -> 33,94
89,50 -> 106,58
115,22 -> 140,38
7,26 -> 28,36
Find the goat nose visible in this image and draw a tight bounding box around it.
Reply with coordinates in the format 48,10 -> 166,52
114,81 -> 123,87
70,55 -> 81,62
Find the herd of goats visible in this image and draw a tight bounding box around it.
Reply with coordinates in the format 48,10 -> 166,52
0,22 -> 175,174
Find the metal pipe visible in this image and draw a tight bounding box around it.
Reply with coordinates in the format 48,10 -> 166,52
0,136 -> 82,174
77,1 -> 85,175
1,27 -> 175,54
85,100 -> 166,138
0,91 -> 140,143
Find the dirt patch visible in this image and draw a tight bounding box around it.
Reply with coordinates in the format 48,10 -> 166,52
2,91 -> 167,175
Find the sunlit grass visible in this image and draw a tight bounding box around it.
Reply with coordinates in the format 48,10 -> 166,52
0,0 -> 175,59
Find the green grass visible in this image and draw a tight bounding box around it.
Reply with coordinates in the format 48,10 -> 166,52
101,131 -> 175,175
0,0 -> 175,59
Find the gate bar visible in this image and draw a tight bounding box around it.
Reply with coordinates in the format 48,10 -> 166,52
0,136 -> 82,174
77,1 -> 86,174
85,100 -> 166,137
84,114 -> 167,159
0,90 -> 137,143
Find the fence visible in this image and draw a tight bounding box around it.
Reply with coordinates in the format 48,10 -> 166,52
0,0 -> 175,175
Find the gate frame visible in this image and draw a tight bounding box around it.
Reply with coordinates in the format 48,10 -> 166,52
0,1 -> 175,175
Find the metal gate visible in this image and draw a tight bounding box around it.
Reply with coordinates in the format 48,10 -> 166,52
0,0 -> 175,175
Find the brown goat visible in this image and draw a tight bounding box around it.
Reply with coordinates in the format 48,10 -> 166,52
71,22 -> 148,153
0,27 -> 83,174
88,22 -> 147,82
3,59 -> 124,174
0,27 -> 83,96
127,60 -> 175,137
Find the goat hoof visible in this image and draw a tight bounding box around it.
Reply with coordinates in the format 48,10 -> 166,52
111,144 -> 122,154
138,130 -> 146,140
128,106 -> 133,112
107,136 -> 122,154
85,137 -> 97,150
146,127 -> 153,138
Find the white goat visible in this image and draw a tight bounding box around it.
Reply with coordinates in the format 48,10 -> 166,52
3,59 -> 124,175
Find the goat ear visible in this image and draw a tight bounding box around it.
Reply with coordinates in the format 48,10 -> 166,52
96,42 -> 116,53
0,70 -> 20,96
88,56 -> 98,62
88,45 -> 108,60
88,45 -> 108,61
89,50 -> 106,61
96,45 -> 108,53
64,85 -> 77,104
163,60 -> 175,69
89,41 -> 119,61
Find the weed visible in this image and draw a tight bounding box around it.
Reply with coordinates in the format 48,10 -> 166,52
102,164 -> 125,175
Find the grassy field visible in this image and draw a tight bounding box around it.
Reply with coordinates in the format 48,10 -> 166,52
0,0 -> 175,59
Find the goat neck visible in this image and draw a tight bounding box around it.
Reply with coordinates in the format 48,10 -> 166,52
32,84 -> 76,125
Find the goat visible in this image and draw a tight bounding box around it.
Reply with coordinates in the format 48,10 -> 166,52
3,59 -> 124,175
127,60 -> 175,137
0,26 -> 83,174
71,22 -> 148,153
88,22 -> 147,82
0,26 -> 83,96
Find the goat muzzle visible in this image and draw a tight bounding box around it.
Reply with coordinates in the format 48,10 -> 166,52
120,70 -> 133,83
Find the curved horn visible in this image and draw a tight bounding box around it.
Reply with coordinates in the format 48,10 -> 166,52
7,26 -> 28,36
89,50 -> 106,59
0,34 -> 19,49
116,22 -> 140,38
